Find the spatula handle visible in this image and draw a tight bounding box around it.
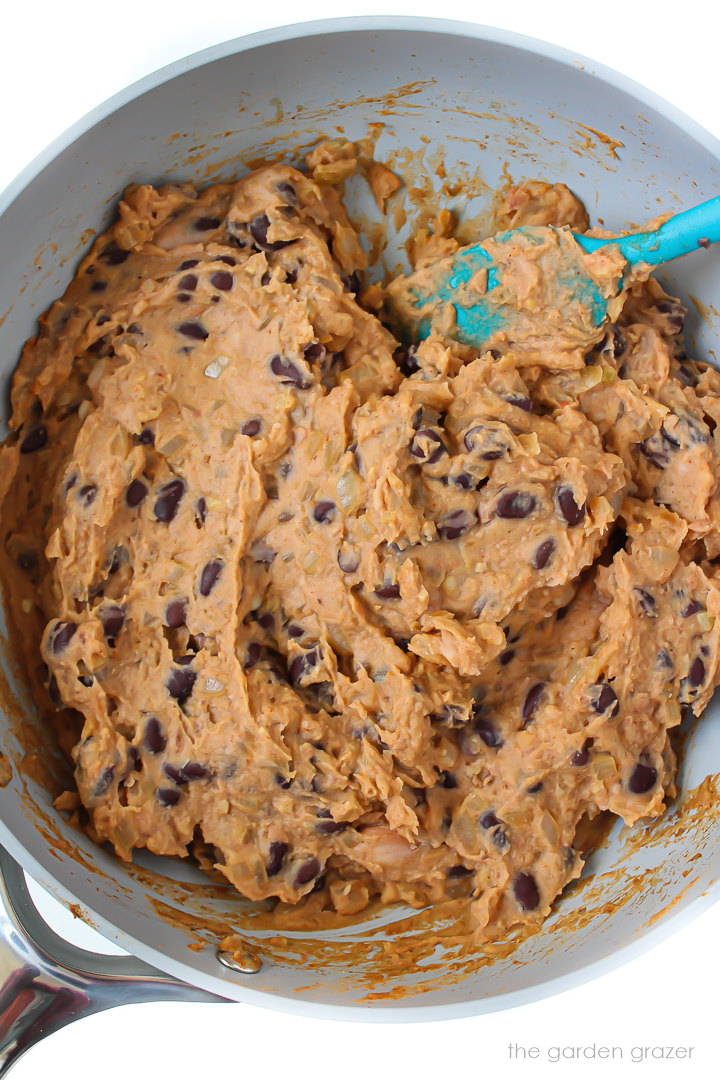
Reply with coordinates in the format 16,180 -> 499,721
575,195 -> 720,265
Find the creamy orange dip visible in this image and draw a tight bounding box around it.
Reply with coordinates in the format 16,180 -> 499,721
2,144 -> 719,943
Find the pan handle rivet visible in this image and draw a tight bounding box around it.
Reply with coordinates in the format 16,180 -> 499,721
216,947 -> 263,974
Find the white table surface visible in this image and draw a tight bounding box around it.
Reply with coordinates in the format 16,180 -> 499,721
3,1 -> 719,1076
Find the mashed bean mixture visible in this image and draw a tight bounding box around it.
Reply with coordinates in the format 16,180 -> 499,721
2,144 -> 720,941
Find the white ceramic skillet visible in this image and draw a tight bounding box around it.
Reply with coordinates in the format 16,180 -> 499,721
1,16 -> 720,1075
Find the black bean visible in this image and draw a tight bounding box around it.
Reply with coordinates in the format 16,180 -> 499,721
289,649 -> 318,685
313,500 -> 336,523
217,255 -> 236,266
256,611 -> 275,632
303,340 -> 326,363
571,740 -> 591,766
126,479 -> 148,508
474,711 -> 503,748
101,244 -> 129,265
502,394 -> 530,412
210,270 -> 233,291
657,300 -> 686,333
533,538 -> 555,570
638,436 -> 668,469
439,509 -> 474,540
157,787 -> 181,807
177,321 -> 209,341
266,841 -> 288,876
464,423 -> 509,459
452,472 -> 474,490
396,346 -> 420,376
276,180 -> 297,202
245,642 -> 261,669
48,620 -> 77,654
195,497 -> 207,525
179,259 -> 199,271
295,857 -> 322,886
688,656 -> 706,687
241,419 -> 262,437
661,424 -> 682,450
199,560 -> 223,597
316,819 -> 350,834
681,599 -> 705,618
677,361 -> 700,387
163,763 -> 187,785
270,354 -> 309,389
137,428 -> 155,445
522,682 -> 546,726
261,269 -> 271,287
90,280 -> 108,293
634,588 -> 657,618
275,773 -> 293,789
101,605 -> 125,643
527,781 -> 543,794
179,273 -> 198,291
681,413 -> 710,446
628,761 -> 657,794
480,811 -> 500,829
165,600 -> 187,628
437,770 -> 457,789
94,766 -> 115,797
496,491 -> 536,519
374,584 -> 401,600
513,871 -> 540,910
410,428 -> 446,464
338,549 -> 359,573
181,761 -> 210,781
249,213 -> 292,252
287,625 -> 304,639
557,486 -> 585,526
154,479 -> 185,523
499,649 -> 515,666
144,718 -> 166,753
588,682 -> 619,717
167,667 -> 196,706
194,216 -> 221,231
78,484 -> 97,507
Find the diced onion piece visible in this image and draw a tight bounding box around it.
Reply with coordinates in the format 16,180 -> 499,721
593,752 -> 618,781
204,355 -> 231,379
336,467 -> 363,511
579,365 -> 603,390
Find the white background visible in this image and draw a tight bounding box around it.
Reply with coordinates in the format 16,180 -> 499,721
3,1 -> 720,1077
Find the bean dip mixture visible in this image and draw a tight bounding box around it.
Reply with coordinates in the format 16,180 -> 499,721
2,141 -> 720,943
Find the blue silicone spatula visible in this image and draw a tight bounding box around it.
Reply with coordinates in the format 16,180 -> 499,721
406,195 -> 720,348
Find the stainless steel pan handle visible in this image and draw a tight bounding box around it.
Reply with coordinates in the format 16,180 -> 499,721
0,845 -> 226,1076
